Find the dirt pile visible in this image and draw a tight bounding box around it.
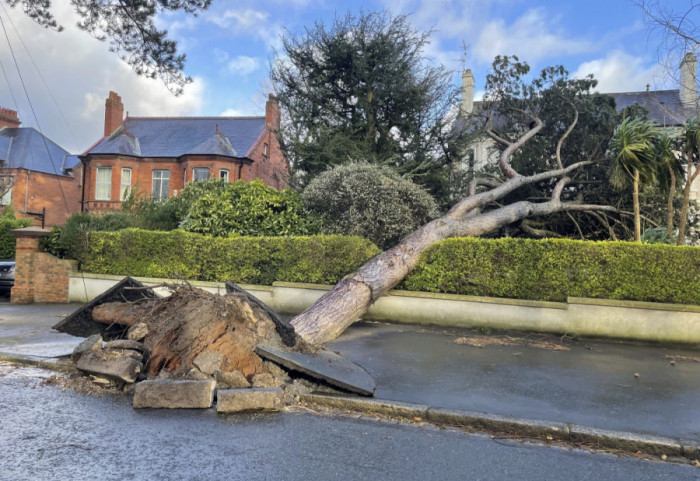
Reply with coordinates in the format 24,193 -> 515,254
78,285 -> 310,390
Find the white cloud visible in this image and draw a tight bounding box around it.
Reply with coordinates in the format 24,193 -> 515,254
208,8 -> 269,31
0,3 -> 204,153
572,51 -> 667,93
225,56 -> 261,76
474,9 -> 592,63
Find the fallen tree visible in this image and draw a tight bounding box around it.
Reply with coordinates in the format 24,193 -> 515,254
290,57 -> 624,344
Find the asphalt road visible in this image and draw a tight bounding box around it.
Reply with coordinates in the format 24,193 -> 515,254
0,363 -> 697,481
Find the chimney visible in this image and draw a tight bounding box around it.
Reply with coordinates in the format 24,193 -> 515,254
104,91 -> 124,137
0,107 -> 21,129
680,52 -> 697,108
461,69 -> 475,115
265,94 -> 280,130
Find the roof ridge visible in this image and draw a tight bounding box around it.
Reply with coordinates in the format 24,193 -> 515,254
126,115 -> 265,120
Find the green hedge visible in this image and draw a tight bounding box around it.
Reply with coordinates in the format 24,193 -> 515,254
0,208 -> 32,259
402,237 -> 700,305
83,229 -> 381,285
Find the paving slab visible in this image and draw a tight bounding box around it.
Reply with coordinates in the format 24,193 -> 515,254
217,387 -> 284,413
133,379 -> 216,409
255,345 -> 376,396
53,276 -> 157,338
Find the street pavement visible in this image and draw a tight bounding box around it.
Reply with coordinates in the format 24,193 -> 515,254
1,300 -> 700,442
1,363 -> 698,481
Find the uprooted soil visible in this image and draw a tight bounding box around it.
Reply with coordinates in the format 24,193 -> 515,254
94,286 -> 310,384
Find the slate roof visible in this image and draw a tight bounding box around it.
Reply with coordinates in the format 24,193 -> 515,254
466,89 -> 696,130
606,89 -> 696,126
87,116 -> 266,158
0,127 -> 76,176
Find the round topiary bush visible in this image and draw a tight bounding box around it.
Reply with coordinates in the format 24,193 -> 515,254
302,162 -> 440,249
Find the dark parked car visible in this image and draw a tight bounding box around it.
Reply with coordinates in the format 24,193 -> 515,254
0,259 -> 15,292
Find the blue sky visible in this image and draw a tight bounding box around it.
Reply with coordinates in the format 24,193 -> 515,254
0,0 -> 684,153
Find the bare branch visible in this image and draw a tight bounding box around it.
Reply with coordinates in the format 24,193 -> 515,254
551,177 -> 570,201
498,117 -> 543,178
520,220 -> 563,238
486,130 -> 512,147
447,159 -> 594,220
554,95 -> 579,170
566,212 -> 585,240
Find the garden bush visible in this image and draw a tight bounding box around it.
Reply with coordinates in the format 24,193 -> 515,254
0,207 -> 32,258
402,237 -> 700,305
302,162 -> 440,249
180,179 -> 319,237
82,229 -> 381,285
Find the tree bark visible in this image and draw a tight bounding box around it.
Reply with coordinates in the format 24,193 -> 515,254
667,166 -> 676,239
677,163 -> 699,245
633,169 -> 641,242
291,194 -> 616,344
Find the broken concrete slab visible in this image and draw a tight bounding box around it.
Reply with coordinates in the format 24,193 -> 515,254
71,334 -> 102,363
214,370 -> 250,389
103,340 -> 145,353
225,281 -> 297,346
133,379 -> 216,409
193,349 -> 223,375
216,387 -> 284,413
53,277 -> 159,339
251,372 -> 280,388
75,349 -> 142,383
255,346 -> 375,396
127,322 -> 149,341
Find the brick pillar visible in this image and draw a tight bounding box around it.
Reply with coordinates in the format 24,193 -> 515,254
10,227 -> 49,304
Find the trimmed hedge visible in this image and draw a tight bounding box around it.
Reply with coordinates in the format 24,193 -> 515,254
83,229 -> 381,285
0,208 -> 32,259
402,237 -> 700,305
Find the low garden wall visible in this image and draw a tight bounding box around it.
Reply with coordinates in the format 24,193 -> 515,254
67,230 -> 700,343
69,274 -> 700,344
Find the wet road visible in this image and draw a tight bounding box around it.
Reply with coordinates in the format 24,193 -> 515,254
0,364 -> 697,481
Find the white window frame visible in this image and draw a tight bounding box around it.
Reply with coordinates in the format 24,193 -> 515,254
263,143 -> 269,157
95,167 -> 112,201
193,167 -> 210,182
219,169 -> 229,182
151,170 -> 170,201
0,176 -> 12,205
120,168 -> 132,201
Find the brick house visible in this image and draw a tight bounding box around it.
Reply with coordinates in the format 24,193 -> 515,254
80,92 -> 289,211
0,107 -> 82,227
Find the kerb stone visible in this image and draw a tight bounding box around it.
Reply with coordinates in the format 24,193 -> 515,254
133,379 -> 216,409
217,388 -> 284,413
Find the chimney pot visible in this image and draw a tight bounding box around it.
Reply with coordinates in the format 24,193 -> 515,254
0,107 -> 21,129
461,69 -> 475,115
680,52 -> 697,108
104,91 -> 124,137
265,93 -> 280,130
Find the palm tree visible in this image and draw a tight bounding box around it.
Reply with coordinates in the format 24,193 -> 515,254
610,117 -> 661,242
677,118 -> 700,245
651,131 -> 684,239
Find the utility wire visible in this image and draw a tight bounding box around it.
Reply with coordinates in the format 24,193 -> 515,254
0,11 -> 71,216
0,58 -> 19,112
0,2 -> 79,153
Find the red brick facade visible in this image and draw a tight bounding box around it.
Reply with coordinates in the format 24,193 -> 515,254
82,92 -> 289,211
10,228 -> 76,304
2,167 -> 82,227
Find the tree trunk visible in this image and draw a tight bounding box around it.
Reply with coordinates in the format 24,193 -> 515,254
677,163 -> 699,245
633,169 -> 641,242
290,197 -> 601,344
666,167 -> 676,239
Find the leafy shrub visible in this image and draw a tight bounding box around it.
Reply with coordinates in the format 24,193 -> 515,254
52,212 -> 133,261
0,207 -> 32,258
180,179 -> 318,237
302,162 -> 440,249
83,229 -> 381,285
403,237 -> 700,305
